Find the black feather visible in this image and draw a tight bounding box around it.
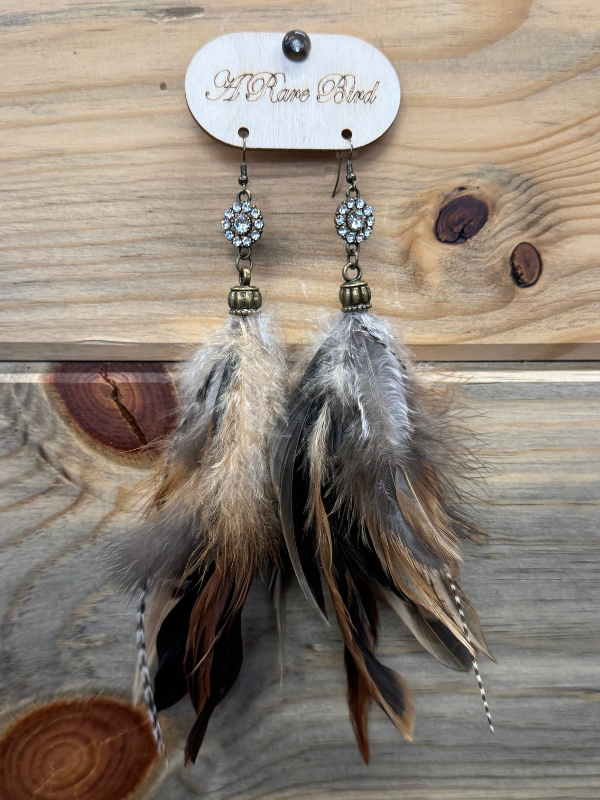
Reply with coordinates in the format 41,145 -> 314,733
274,386 -> 328,623
272,312 -> 493,755
154,568 -> 215,712
185,611 -> 243,763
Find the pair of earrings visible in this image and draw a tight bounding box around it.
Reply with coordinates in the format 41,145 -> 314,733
116,136 -> 494,765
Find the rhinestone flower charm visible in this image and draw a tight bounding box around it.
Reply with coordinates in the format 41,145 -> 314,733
222,199 -> 264,247
334,197 -> 374,245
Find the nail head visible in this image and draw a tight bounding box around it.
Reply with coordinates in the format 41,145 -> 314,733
282,30 -> 311,61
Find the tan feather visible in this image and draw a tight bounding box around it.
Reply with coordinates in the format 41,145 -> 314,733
311,457 -> 416,751
273,310 -> 493,755
116,312 -> 287,764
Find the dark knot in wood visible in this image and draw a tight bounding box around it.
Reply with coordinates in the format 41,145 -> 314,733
0,698 -> 157,800
50,362 -> 177,462
511,242 -> 542,287
435,195 -> 489,243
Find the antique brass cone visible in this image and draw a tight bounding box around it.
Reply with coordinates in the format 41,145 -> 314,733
339,278 -> 371,312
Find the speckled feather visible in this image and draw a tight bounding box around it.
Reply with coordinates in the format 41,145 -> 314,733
272,310 -> 493,760
115,313 -> 286,762
116,313 -> 286,593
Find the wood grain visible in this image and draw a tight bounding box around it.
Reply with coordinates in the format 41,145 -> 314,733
511,242 -> 543,288
1,0 -> 600,359
0,698 -> 157,800
435,196 -> 489,244
49,362 -> 177,464
0,362 -> 598,798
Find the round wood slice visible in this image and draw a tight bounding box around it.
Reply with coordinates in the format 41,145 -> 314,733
0,698 -> 157,800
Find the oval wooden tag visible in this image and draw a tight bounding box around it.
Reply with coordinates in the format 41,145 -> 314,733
185,32 -> 401,150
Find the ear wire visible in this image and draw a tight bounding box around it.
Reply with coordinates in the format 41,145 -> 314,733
332,135 -> 354,197
446,571 -> 495,734
239,129 -> 248,190
137,586 -> 165,753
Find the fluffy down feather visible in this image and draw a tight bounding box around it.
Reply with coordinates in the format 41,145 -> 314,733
116,313 -> 286,762
272,310 -> 492,761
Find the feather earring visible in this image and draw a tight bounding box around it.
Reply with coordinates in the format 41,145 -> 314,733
272,144 -> 494,763
116,136 -> 285,763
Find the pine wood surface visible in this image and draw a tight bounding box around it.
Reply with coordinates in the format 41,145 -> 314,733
0,362 -> 598,799
2,0 -> 600,359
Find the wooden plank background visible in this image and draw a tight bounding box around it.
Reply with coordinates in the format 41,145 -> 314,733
1,0 -> 600,359
0,363 -> 598,798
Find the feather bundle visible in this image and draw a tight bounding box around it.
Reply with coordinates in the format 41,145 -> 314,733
116,313 -> 285,762
272,310 -> 492,762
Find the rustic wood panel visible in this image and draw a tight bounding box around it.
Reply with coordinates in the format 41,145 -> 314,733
0,362 -> 598,798
1,0 -> 600,359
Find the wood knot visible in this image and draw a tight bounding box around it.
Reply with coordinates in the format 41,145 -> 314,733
0,698 -> 157,800
435,195 -> 489,243
510,242 -> 542,287
50,362 -> 177,464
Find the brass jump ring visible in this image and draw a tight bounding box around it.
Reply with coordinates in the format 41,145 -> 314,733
238,265 -> 252,286
236,253 -> 252,271
346,242 -> 360,262
342,262 -> 362,282
237,246 -> 252,262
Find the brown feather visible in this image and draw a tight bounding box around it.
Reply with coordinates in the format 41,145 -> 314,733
313,472 -> 415,751
115,314 -> 285,595
115,313 -> 286,763
273,310 -> 491,752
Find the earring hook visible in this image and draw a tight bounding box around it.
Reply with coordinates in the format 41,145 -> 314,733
239,130 -> 248,190
332,136 -> 354,198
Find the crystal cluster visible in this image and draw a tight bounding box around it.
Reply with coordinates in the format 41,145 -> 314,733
222,200 -> 264,247
334,197 -> 374,245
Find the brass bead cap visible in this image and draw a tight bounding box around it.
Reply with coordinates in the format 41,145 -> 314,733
228,285 -> 262,315
339,278 -> 372,312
